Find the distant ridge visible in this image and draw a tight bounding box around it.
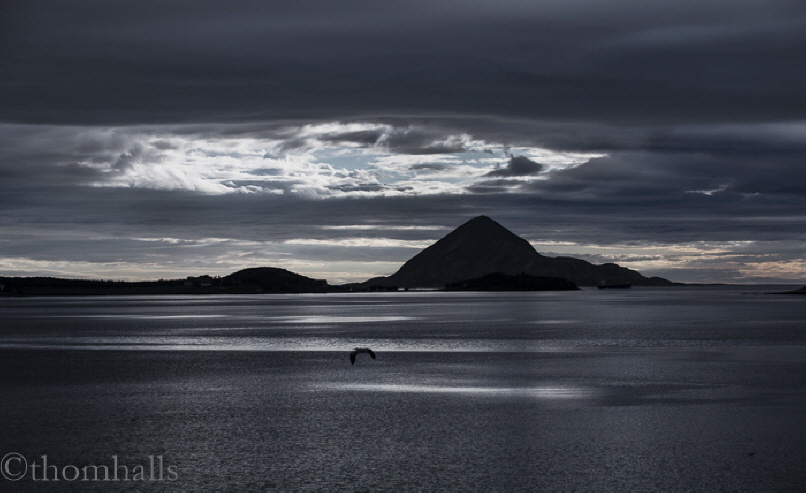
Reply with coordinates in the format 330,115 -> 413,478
223,267 -> 329,292
364,216 -> 673,288
0,267 -> 329,296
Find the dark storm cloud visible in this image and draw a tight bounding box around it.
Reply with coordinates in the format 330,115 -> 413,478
151,140 -> 177,150
466,179 -> 525,194
0,125 -> 132,188
0,186 -> 460,245
321,130 -> 384,146
223,180 -> 302,193
395,145 -> 466,155
113,144 -> 144,172
327,183 -> 387,193
384,129 -> 466,155
6,0 -> 803,127
542,149 -> 806,201
485,156 -> 544,177
2,180 -> 800,251
410,163 -> 450,172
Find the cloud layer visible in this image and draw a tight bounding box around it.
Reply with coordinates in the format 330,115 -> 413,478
1,1 -> 804,283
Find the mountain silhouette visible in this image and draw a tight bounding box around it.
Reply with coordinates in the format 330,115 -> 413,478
1,267 -> 330,296
223,267 -> 329,292
364,216 -> 673,288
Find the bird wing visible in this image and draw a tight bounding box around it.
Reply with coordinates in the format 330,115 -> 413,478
350,351 -> 356,365
368,349 -> 376,359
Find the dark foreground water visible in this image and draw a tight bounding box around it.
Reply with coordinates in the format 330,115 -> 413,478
1,287 -> 804,490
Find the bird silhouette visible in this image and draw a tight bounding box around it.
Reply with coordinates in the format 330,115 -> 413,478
350,347 -> 376,365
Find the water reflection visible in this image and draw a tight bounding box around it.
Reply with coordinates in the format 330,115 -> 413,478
324,383 -> 600,399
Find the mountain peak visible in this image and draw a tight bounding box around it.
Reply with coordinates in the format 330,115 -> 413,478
366,216 -> 544,288
465,215 -> 494,224
436,215 -> 539,256
365,216 -> 673,288
453,215 -> 514,236
459,215 -> 502,228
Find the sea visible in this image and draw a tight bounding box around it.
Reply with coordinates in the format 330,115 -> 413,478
1,286 -> 804,491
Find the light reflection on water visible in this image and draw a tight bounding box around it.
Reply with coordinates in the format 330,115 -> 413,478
0,337 -> 603,352
29,314 -> 415,323
36,314 -> 229,319
319,382 -> 600,399
0,336 -> 764,351
274,315 -> 416,324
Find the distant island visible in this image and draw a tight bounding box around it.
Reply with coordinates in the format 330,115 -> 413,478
1,216 -> 677,296
359,216 -> 674,289
0,267 -> 329,296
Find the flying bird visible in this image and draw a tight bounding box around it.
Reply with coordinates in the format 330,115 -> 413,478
350,347 -> 376,365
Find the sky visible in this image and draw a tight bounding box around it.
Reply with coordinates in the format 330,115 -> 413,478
1,0 -> 804,285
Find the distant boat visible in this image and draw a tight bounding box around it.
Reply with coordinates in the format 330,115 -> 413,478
597,283 -> 632,289
350,347 -> 376,365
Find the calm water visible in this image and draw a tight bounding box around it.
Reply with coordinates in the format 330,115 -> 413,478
1,287 -> 804,490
